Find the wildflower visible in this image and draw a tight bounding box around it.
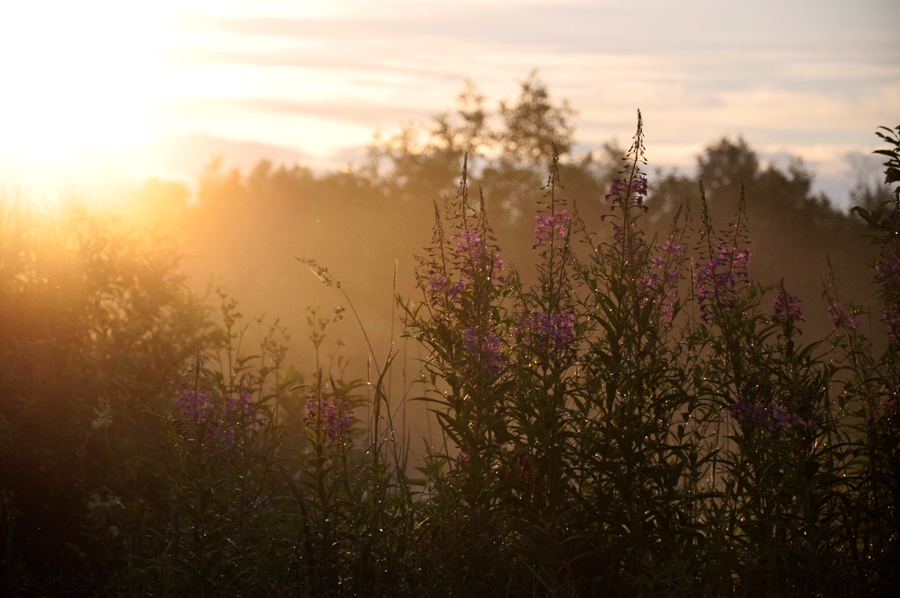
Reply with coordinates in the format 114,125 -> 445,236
532,209 -> 569,250
731,395 -> 816,434
770,405 -> 809,432
305,395 -> 354,446
608,176 -> 648,205
457,451 -> 471,465
661,240 -> 684,255
174,390 -> 260,453
447,228 -> 505,284
462,326 -> 503,377
426,275 -> 467,306
875,255 -> 900,344
883,309 -> 900,345
771,290 -> 804,325
516,311 -> 576,362
451,230 -> 502,271
875,254 -> 900,293
868,397 -> 899,436
731,395 -> 767,430
176,389 -> 215,421
694,243 -> 751,322
827,301 -> 862,333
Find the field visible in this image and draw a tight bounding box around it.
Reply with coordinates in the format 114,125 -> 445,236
1,111 -> 898,597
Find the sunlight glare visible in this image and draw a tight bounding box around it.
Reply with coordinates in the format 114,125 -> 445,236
0,3 -> 175,161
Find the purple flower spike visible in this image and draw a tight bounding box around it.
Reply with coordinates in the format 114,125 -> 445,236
694,243 -> 751,322
174,389 -> 263,454
771,290 -> 804,325
517,311 -> 576,362
463,326 -> 503,377
532,210 -> 569,250
608,176 -> 649,205
828,301 -> 863,334
305,395 -> 354,446
447,228 -> 505,283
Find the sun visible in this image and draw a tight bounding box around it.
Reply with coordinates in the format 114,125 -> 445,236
0,2 -> 188,208
0,3 -> 171,160
0,1 -> 171,160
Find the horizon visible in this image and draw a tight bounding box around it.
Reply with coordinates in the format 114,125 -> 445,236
1,0 -> 897,208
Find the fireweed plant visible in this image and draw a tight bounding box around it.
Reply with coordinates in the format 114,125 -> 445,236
75,120 -> 899,597
109,290 -> 418,598
400,115 -> 900,597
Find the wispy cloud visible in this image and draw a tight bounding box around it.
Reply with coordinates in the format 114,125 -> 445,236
2,0 -> 897,203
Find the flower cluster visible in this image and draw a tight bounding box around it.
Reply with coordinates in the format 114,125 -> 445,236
426,228 -> 506,307
426,274 -> 467,306
827,301 -> 863,334
450,229 -> 504,279
884,309 -> 900,345
661,240 -> 684,255
694,243 -> 751,322
305,395 -> 354,446
645,258 -> 681,288
636,241 -> 685,320
731,395 -> 817,434
532,209 -> 569,250
607,176 -> 649,206
731,395 -> 767,430
867,397 -> 898,435
462,326 -> 503,377
875,254 -> 900,344
771,290 -> 804,325
175,390 -> 259,450
875,254 -> 900,294
516,311 -> 576,361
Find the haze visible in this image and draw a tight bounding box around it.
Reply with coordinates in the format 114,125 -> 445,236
0,0 -> 897,205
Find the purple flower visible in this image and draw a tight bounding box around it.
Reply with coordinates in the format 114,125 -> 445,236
462,326 -> 503,377
174,390 -> 261,453
731,394 -> 816,435
827,301 -> 863,334
883,309 -> 900,345
644,244 -> 683,323
875,254 -> 900,345
731,395 -> 767,430
661,241 -> 684,256
305,395 -> 354,446
532,210 -> 569,250
427,275 -> 467,306
608,176 -> 649,206
457,451 -> 471,465
771,290 -> 804,325
516,311 -> 576,362
451,229 -> 483,260
451,230 -> 503,273
875,254 -> 900,293
694,243 -> 751,322
447,229 -> 505,285
870,398 -> 898,433
177,389 -> 215,421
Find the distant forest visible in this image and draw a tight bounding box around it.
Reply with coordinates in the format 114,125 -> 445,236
123,75 -> 891,369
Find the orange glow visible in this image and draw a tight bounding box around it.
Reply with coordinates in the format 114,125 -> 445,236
0,3 -> 171,158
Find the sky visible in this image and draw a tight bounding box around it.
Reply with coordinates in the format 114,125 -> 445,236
0,0 -> 897,207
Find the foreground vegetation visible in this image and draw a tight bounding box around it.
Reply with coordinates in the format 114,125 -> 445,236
1,95 -> 898,594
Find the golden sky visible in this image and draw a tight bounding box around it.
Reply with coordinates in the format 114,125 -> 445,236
1,0 -> 897,205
